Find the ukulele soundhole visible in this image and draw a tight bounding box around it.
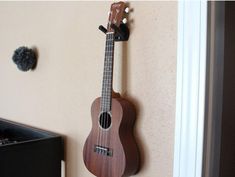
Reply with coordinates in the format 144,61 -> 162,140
99,112 -> 112,129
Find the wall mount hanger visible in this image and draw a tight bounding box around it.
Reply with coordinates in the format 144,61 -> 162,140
98,23 -> 129,41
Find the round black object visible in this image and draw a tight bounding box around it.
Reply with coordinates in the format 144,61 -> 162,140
12,46 -> 37,71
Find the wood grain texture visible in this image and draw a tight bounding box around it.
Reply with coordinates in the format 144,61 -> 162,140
83,97 -> 140,177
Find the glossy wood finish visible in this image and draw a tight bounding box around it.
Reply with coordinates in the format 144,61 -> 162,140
83,97 -> 140,177
107,2 -> 126,32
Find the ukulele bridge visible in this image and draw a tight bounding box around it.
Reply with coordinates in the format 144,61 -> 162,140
94,145 -> 113,157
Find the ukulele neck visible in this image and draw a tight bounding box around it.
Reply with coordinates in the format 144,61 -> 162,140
101,32 -> 115,112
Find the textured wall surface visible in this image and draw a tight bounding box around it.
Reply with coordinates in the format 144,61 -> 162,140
0,2 -> 177,177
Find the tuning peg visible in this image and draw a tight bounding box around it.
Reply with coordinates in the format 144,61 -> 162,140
124,7 -> 129,14
122,18 -> 127,24
99,25 -> 107,34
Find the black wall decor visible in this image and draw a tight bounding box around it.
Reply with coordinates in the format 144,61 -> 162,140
12,46 -> 37,71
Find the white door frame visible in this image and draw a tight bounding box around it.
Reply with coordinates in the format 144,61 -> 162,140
173,1 -> 207,177
174,1 -> 225,177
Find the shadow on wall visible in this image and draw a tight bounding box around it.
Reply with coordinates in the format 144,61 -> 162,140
121,41 -> 146,174
120,6 -> 147,173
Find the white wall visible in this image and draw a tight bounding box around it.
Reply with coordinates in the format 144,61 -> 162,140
0,2 -> 177,177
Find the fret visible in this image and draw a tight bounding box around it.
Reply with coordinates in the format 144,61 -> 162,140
101,33 -> 115,112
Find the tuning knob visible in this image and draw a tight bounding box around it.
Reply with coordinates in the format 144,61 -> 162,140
122,18 -> 127,24
125,7 -> 129,14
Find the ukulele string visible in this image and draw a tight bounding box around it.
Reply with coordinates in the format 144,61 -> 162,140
99,32 -> 110,148
104,33 -> 110,148
98,101 -> 102,147
100,45 -> 106,148
97,34 -> 106,148
104,32 -> 111,148
97,101 -> 101,147
105,32 -> 114,148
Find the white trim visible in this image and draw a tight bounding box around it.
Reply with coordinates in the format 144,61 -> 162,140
173,1 -> 207,177
61,160 -> 65,177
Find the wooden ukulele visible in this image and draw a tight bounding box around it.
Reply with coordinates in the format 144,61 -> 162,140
83,2 -> 140,177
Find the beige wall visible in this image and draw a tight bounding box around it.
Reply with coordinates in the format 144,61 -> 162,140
0,1 -> 177,177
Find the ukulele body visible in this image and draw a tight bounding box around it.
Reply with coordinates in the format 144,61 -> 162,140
83,97 -> 140,177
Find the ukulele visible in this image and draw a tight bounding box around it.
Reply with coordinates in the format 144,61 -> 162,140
83,2 -> 140,177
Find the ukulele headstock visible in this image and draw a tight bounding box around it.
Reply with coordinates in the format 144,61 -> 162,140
107,2 -> 128,33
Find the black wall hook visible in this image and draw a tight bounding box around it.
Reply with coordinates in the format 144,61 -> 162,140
98,23 -> 129,42
111,24 -> 129,42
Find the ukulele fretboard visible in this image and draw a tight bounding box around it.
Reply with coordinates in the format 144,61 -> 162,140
101,32 -> 115,112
